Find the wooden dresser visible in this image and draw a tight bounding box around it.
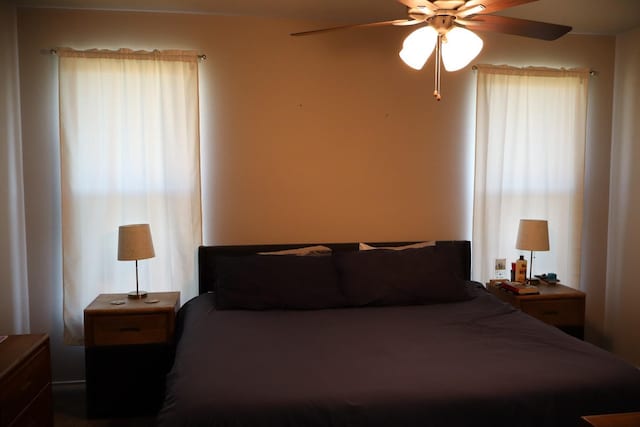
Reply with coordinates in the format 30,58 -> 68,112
581,412 -> 640,427
84,292 -> 179,418
0,334 -> 53,427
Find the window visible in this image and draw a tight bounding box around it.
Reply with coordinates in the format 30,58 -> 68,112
58,48 -> 202,344
472,65 -> 590,286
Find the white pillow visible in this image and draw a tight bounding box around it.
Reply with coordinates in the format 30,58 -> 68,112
258,245 -> 332,256
358,241 -> 436,251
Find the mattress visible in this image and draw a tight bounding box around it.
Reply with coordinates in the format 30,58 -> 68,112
157,283 -> 640,427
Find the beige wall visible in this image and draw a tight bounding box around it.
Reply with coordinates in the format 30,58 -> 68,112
15,7 -> 616,380
607,26 -> 640,366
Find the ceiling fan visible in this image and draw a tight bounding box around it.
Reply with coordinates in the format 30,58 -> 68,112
291,0 -> 572,100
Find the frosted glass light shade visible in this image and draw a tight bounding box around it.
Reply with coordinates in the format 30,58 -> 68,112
441,27 -> 483,71
399,26 -> 437,70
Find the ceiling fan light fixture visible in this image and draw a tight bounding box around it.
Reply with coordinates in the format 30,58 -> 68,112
441,26 -> 483,71
399,25 -> 437,70
291,0 -> 572,100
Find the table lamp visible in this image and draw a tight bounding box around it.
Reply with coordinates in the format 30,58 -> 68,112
516,219 -> 550,283
118,223 -> 155,298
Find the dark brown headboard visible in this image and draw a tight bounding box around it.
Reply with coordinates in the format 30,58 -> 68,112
198,240 -> 470,294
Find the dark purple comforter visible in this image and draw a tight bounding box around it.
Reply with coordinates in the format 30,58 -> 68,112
157,283 -> 640,426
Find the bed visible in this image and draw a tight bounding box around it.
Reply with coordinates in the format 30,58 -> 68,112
157,240 -> 640,427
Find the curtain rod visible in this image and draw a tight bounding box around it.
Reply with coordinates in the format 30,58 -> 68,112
471,64 -> 597,76
49,48 -> 207,62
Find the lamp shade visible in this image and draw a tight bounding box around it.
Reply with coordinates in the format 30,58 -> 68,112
399,25 -> 438,70
441,27 -> 483,72
516,219 -> 550,251
117,224 -> 155,261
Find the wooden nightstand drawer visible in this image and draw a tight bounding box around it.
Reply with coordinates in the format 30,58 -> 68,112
89,313 -> 171,346
520,299 -> 584,326
0,344 -> 50,426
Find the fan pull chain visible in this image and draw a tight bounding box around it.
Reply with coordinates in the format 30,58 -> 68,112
434,34 -> 442,101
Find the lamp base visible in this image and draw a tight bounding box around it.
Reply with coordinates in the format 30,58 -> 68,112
127,290 -> 148,299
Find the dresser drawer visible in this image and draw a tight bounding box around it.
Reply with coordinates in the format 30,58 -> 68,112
10,383 -> 53,427
88,313 -> 171,346
0,345 -> 50,426
520,298 -> 584,326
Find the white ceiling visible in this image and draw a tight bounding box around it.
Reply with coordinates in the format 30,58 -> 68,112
17,0 -> 640,36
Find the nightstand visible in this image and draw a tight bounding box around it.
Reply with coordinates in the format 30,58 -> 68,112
0,334 -> 52,426
84,291 -> 179,418
487,281 -> 585,339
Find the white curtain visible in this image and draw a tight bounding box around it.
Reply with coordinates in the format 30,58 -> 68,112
0,1 -> 30,335
472,65 -> 589,287
58,48 -> 202,344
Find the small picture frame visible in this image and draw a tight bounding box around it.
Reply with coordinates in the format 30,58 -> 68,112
494,258 -> 507,279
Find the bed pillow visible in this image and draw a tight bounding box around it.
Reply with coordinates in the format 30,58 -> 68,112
335,245 -> 470,307
358,241 -> 435,251
258,245 -> 332,256
214,254 -> 345,310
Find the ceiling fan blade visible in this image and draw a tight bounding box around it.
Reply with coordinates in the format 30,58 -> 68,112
456,4 -> 486,18
462,15 -> 571,40
291,20 -> 409,37
394,19 -> 426,26
433,0 -> 465,8
396,0 -> 438,10
459,0 -> 538,15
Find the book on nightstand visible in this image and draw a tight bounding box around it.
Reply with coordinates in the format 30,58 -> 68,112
499,281 -> 540,295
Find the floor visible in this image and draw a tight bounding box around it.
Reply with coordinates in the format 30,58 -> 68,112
53,383 -> 155,426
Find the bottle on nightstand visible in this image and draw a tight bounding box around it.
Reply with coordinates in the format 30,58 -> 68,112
515,255 -> 527,283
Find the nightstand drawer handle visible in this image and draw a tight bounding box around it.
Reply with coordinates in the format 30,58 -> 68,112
542,310 -> 559,316
119,327 -> 141,332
